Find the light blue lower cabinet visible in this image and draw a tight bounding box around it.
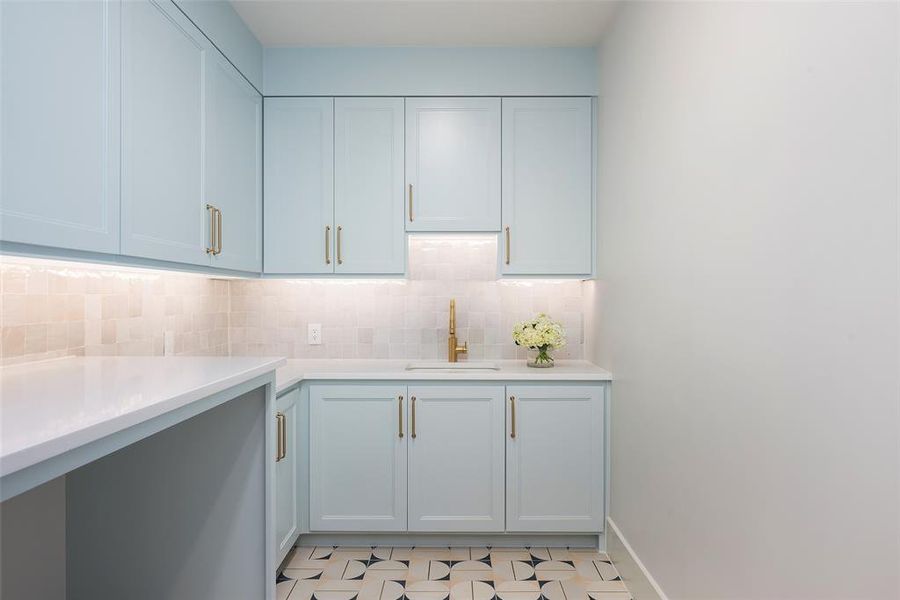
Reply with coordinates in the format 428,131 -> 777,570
407,386 -> 505,532
275,387 -> 301,566
303,382 -> 607,536
506,385 -> 605,532
309,385 -> 408,531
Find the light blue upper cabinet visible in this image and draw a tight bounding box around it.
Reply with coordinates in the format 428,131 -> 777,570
501,98 -> 593,276
1,0 -> 121,254
334,98 -> 405,274
206,54 -> 262,273
121,0 -> 212,266
263,98 -> 334,274
405,98 -> 501,232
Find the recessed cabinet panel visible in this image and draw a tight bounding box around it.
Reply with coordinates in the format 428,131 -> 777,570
405,98 -> 501,231
407,386 -> 505,532
501,98 -> 593,275
506,385 -> 604,532
206,55 -> 262,273
309,385 -> 407,531
264,98 -> 334,274
0,0 -> 120,253
121,0 -> 210,266
334,98 -> 405,274
275,387 -> 301,565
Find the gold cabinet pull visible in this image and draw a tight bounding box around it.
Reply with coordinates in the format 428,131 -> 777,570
275,412 -> 286,461
398,395 -> 404,438
206,204 -> 217,254
509,395 -> 516,439
411,396 -> 417,439
408,184 -> 414,222
325,225 -> 332,265
505,226 -> 511,265
336,225 -> 343,265
215,206 -> 223,255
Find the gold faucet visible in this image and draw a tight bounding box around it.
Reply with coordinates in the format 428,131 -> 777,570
448,299 -> 468,362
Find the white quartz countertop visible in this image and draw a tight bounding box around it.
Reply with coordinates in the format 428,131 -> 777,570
276,359 -> 612,394
0,356 -> 285,478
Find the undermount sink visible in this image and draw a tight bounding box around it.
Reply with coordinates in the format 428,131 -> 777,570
405,361 -> 500,372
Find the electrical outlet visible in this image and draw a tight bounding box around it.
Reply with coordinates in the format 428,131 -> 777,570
308,323 -> 323,345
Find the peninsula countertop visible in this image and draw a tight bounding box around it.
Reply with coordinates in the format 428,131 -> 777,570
0,356 -> 285,480
275,359 -> 612,394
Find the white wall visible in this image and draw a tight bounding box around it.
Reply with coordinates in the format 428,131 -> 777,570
591,2 -> 899,598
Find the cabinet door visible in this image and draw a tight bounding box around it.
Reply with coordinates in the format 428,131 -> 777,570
506,385 -> 604,532
501,98 -> 592,275
334,98 -> 405,274
405,98 -> 500,232
206,55 -> 262,273
309,385 -> 407,531
121,0 -> 210,266
264,98 -> 334,274
275,387 -> 301,565
1,0 -> 120,253
408,386 -> 505,532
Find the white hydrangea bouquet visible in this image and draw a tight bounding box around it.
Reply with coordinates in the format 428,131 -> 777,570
512,313 -> 566,368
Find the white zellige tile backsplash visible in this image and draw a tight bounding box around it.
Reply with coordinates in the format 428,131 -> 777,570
229,236 -> 585,360
1,236 -> 586,365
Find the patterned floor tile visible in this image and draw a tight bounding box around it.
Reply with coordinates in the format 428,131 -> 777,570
277,573 -> 297,600
405,580 -> 452,600
277,546 -> 631,600
284,568 -> 325,581
495,580 -> 542,600
450,580 -> 495,600
287,580 -> 319,600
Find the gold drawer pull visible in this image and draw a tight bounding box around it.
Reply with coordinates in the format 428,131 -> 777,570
408,184 -> 414,222
276,412 -> 286,461
411,396 -> 417,439
509,396 -> 516,439
206,204 -> 217,254
215,206 -> 223,255
325,225 -> 331,265
398,395 -> 404,438
505,226 -> 511,265
337,225 -> 343,265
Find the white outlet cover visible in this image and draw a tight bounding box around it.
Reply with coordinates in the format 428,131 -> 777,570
164,331 -> 175,356
308,323 -> 323,345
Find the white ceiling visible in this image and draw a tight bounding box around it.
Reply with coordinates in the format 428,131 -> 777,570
231,0 -> 620,47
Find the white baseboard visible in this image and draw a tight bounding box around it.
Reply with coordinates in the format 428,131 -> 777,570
607,518 -> 668,600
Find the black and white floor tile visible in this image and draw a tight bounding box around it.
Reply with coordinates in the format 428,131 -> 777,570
277,547 -> 632,600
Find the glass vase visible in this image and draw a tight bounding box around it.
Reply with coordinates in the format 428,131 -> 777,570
527,346 -> 554,368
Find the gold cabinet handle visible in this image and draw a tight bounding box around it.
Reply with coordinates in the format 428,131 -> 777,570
325,225 -> 331,265
398,395 -> 404,438
411,396 -> 417,439
408,184 -> 414,222
276,412 -> 286,461
509,395 -> 516,439
206,204 -> 217,254
505,226 -> 511,265
336,225 -> 343,265
215,207 -> 223,255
